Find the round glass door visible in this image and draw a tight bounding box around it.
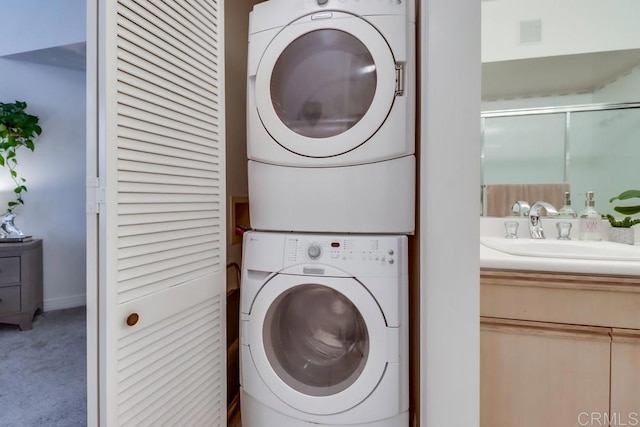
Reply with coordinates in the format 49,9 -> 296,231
263,284 -> 369,397
247,274 -> 389,414
270,29 -> 377,139
253,15 -> 397,158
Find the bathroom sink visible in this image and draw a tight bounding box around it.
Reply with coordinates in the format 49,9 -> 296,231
480,236 -> 640,261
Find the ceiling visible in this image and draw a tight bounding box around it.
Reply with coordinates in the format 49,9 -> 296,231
2,42 -> 86,71
482,48 -> 640,101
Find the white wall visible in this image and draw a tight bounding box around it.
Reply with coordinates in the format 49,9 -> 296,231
0,58 -> 86,310
0,0 -> 85,56
421,0 -> 481,425
482,0 -> 640,63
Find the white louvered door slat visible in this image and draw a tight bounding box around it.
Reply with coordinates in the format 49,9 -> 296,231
93,0 -> 226,425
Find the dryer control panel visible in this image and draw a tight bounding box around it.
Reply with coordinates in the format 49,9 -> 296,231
283,234 -> 407,277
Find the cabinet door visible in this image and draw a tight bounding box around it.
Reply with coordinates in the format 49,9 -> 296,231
88,0 -> 227,425
611,329 -> 640,424
481,318 -> 611,427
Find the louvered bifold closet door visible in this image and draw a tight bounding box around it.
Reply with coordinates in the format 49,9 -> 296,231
96,0 -> 226,425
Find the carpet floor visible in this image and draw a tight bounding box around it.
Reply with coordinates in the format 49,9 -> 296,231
0,306 -> 86,427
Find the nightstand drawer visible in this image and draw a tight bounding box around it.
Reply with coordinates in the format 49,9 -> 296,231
0,286 -> 20,316
0,257 -> 20,286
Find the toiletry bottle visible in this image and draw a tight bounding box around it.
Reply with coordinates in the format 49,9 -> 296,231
557,192 -> 577,218
579,191 -> 602,241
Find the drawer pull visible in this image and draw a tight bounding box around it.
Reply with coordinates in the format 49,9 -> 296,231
126,313 -> 139,326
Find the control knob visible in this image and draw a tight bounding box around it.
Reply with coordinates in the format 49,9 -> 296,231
308,243 -> 322,259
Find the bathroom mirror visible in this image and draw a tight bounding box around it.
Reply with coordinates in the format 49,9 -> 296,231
480,0 -> 640,216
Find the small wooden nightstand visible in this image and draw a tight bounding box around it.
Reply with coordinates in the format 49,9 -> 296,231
0,239 -> 43,330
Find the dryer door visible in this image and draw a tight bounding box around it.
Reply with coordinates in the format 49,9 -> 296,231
247,273 -> 390,415
253,13 -> 397,158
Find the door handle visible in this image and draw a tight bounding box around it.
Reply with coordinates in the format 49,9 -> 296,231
126,313 -> 139,326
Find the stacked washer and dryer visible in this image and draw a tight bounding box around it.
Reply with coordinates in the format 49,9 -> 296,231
240,0 -> 415,426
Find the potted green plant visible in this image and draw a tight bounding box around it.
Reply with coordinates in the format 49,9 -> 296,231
0,101 -> 42,238
606,189 -> 640,245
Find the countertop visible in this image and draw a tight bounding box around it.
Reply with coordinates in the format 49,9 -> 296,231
480,217 -> 640,276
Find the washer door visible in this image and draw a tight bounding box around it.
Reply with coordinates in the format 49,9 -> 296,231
253,13 -> 397,158
248,274 -> 389,415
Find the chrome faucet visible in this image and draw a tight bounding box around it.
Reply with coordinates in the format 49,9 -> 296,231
512,201 -> 530,216
528,201 -> 558,239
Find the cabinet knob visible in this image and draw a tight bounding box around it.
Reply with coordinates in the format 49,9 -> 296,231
126,313 -> 139,326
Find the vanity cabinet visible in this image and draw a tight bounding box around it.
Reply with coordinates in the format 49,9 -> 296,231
0,239 -> 43,330
611,329 -> 640,422
481,269 -> 640,427
481,318 -> 610,427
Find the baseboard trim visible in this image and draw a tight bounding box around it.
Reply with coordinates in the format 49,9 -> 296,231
44,294 -> 86,311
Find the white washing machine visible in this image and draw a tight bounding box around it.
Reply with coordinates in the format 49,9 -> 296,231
240,231 -> 409,427
247,0 -> 416,234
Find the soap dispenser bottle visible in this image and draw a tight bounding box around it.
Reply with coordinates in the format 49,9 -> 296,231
557,192 -> 577,218
579,191 -> 602,241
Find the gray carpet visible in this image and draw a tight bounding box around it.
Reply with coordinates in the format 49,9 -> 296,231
0,306 -> 86,427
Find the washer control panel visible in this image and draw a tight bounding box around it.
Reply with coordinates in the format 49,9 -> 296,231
284,235 -> 405,276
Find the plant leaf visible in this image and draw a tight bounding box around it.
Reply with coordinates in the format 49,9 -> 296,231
613,205 -> 640,216
610,190 -> 640,203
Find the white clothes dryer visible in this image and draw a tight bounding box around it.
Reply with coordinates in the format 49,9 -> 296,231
247,0 -> 416,234
240,231 -> 409,427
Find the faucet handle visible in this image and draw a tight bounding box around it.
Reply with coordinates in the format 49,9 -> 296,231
512,201 -> 530,216
556,221 -> 572,240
